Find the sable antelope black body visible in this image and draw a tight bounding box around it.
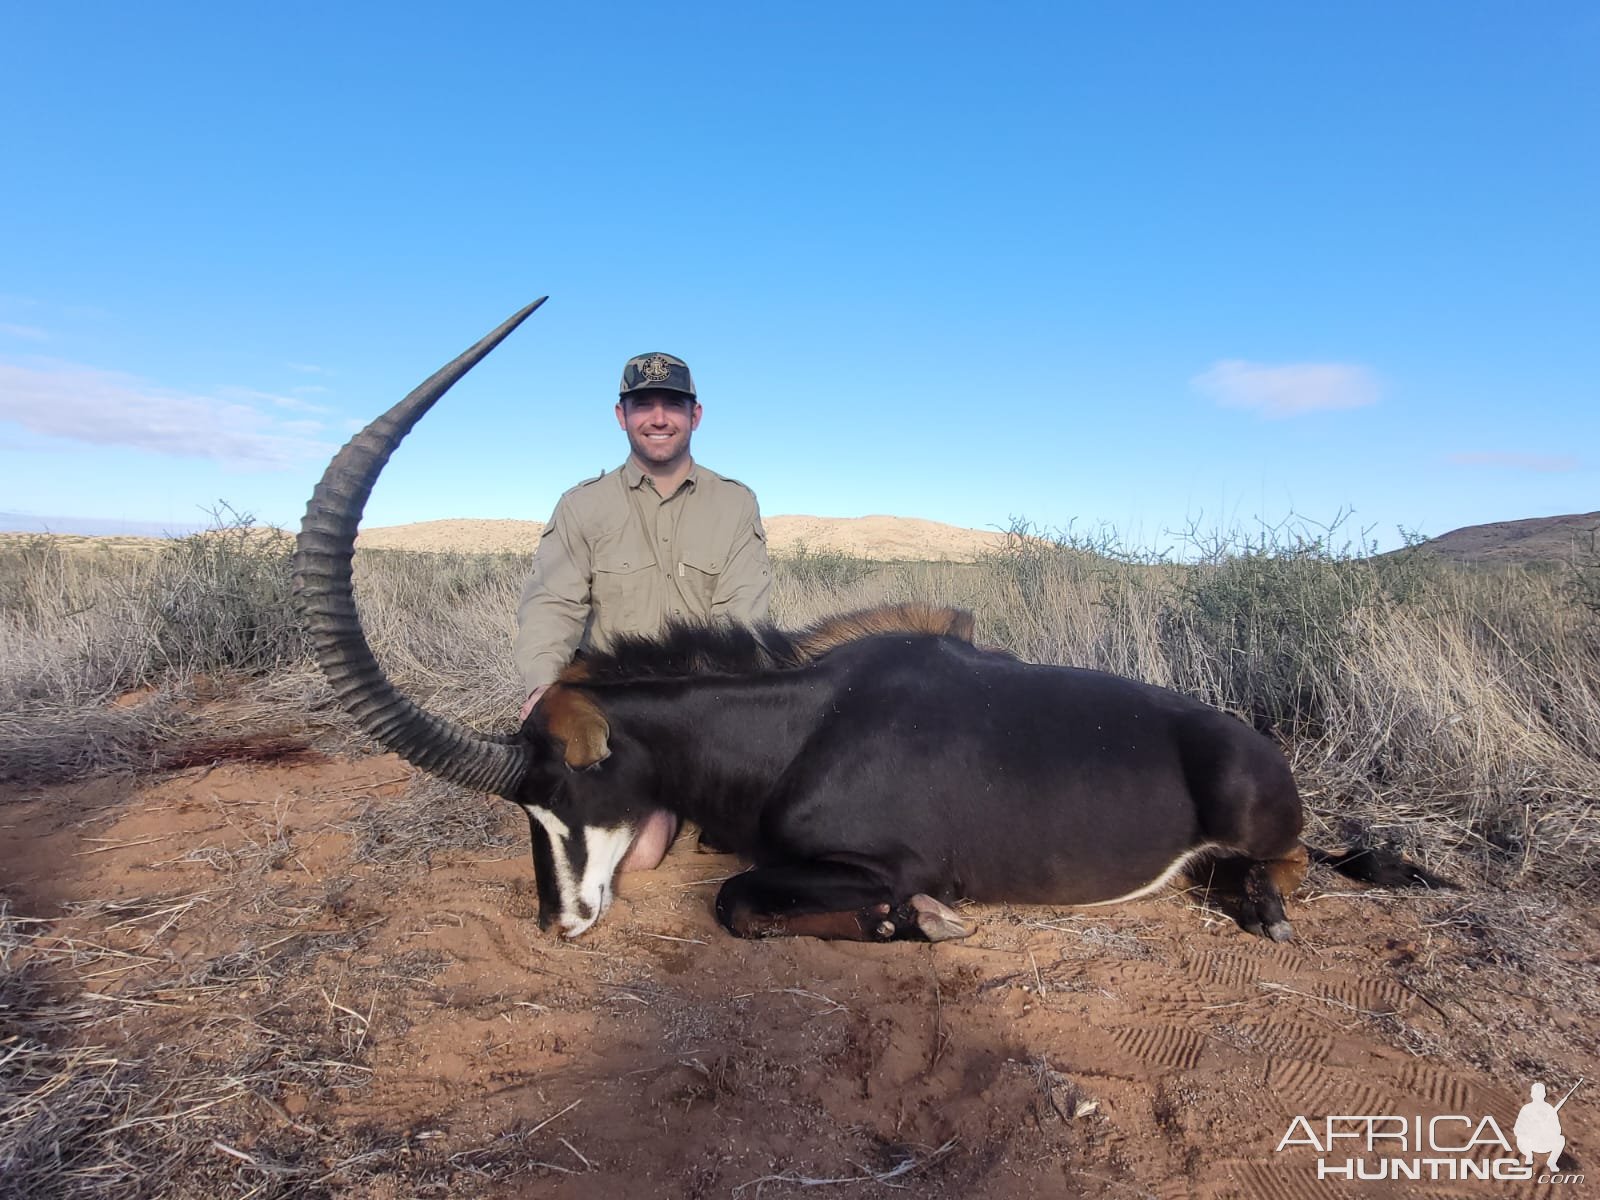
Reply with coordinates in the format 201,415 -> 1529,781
294,303 -> 1433,945
534,621 -> 1308,941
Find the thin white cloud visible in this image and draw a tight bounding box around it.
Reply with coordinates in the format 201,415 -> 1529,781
1446,451 -> 1580,473
286,361 -> 329,375
0,323 -> 47,341
1192,359 -> 1381,418
218,385 -> 333,415
0,359 -> 337,468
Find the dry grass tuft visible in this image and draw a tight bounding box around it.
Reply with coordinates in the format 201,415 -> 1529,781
346,774 -> 522,867
0,900 -> 205,1200
0,885 -> 563,1199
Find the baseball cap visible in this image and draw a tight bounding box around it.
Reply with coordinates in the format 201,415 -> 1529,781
619,352 -> 696,400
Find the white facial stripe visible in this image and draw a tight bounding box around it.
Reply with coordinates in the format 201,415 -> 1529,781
571,824 -> 638,934
526,805 -> 570,840
524,805 -> 579,923
524,807 -> 639,939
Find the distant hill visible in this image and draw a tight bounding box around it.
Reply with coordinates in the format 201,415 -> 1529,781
13,509 -> 1595,569
1411,511 -> 1600,567
355,515 -> 1008,562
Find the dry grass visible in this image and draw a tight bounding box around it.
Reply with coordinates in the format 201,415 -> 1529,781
345,774 -> 522,867
0,882 -> 566,1200
0,523 -> 316,786
5,517 -> 1598,886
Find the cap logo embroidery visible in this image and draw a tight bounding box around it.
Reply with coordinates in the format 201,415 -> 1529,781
641,355 -> 673,383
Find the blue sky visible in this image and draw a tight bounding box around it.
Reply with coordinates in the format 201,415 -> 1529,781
3,3 -> 1596,551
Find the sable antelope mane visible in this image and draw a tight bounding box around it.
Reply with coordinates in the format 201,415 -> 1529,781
560,602 -> 977,686
540,603 -> 976,771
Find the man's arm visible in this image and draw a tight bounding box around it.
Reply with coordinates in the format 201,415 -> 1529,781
518,685 -> 549,723
710,498 -> 772,624
514,501 -> 592,694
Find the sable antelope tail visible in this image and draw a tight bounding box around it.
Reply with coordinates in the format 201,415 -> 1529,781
1307,844 -> 1457,890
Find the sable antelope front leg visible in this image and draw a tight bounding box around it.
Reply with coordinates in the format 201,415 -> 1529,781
715,864 -> 974,943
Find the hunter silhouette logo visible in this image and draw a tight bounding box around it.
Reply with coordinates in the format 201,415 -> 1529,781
640,354 -> 673,382
1275,1075 -> 1584,1185
1516,1079 -> 1579,1172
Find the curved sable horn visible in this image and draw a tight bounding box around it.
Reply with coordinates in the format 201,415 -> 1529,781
294,300 -> 547,795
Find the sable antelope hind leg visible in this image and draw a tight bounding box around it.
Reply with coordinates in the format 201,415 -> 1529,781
1243,859 -> 1297,943
715,864 -> 974,942
1192,847 -> 1306,942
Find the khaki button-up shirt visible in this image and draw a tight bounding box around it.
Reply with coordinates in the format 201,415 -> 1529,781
514,460 -> 772,690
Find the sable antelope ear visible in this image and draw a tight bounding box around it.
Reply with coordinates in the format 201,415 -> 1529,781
540,687 -> 612,769
944,608 -> 976,642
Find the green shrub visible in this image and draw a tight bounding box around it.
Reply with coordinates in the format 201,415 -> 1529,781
773,543 -> 878,592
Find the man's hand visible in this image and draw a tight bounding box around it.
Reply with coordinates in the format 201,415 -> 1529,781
519,685 -> 549,724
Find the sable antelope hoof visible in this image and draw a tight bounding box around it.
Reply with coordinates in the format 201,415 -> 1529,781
907,894 -> 975,941
1240,921 -> 1294,942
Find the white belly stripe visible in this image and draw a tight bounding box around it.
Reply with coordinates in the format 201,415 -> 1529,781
1081,842 -> 1224,907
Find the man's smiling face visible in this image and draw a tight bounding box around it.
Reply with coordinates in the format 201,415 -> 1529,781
616,390 -> 701,469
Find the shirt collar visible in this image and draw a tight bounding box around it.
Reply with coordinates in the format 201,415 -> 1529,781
621,459 -> 699,494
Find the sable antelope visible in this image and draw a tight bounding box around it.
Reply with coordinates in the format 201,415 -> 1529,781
294,301 -> 1441,944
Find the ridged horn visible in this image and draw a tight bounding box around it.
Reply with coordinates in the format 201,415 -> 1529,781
293,300 -> 547,795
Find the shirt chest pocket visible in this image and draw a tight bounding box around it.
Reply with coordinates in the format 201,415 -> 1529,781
591,540 -> 656,633
676,548 -> 724,614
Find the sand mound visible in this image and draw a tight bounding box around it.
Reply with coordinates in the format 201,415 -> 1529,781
356,515 -> 1007,561
355,518 -> 545,555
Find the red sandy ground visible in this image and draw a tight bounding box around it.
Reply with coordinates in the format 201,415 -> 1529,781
2,750 -> 1595,1199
